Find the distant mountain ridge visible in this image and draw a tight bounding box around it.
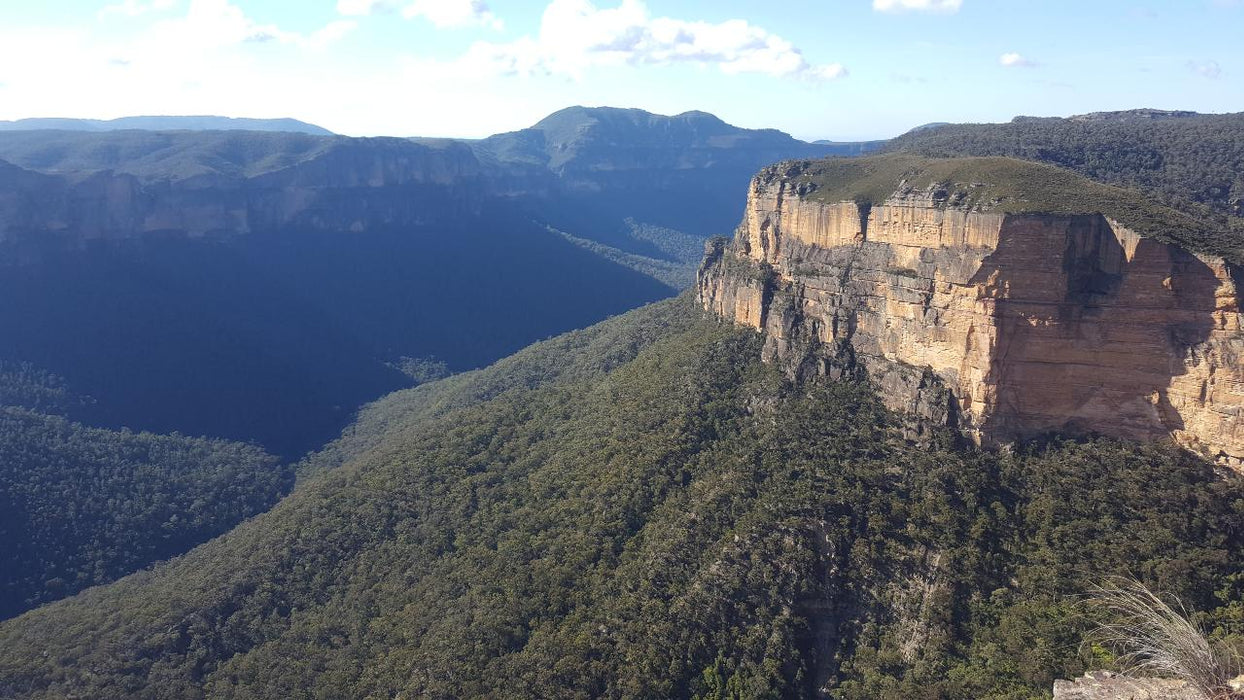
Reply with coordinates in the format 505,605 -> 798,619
467,106 -> 880,243
476,106 -> 871,173
0,106 -> 875,246
0,129 -> 337,181
0,115 -> 333,135
0,105 -> 864,185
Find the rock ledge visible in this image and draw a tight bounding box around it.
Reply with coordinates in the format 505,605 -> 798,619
1053,671 -> 1193,700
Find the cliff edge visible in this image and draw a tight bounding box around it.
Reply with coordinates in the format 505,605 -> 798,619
698,155 -> 1244,466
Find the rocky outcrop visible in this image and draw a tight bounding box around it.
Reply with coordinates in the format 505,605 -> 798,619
1053,672 -> 1192,700
698,161 -> 1244,466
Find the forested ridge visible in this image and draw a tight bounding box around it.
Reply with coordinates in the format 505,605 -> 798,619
0,363 -> 288,620
1,295 -> 1239,699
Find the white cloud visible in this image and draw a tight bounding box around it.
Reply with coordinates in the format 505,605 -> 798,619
98,0 -> 177,18
1188,60 -> 1222,78
810,64 -> 849,80
133,0 -> 355,51
337,0 -> 502,29
0,0 -> 358,125
999,52 -> 1035,68
336,0 -> 396,15
305,20 -> 359,50
873,0 -> 962,13
404,0 -> 503,29
159,0 -> 291,46
461,0 -> 845,81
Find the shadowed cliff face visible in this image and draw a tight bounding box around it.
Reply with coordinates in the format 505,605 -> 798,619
970,217 -> 1223,448
699,171 -> 1244,465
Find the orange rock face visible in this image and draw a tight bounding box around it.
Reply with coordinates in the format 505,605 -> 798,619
699,174 -> 1244,466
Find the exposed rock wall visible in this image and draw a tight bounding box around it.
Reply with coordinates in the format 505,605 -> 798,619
699,170 -> 1244,465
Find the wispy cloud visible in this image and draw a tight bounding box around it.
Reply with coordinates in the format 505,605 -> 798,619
873,0 -> 962,13
98,0 -> 177,19
336,0 -> 395,15
999,52 -> 1036,68
405,0 -> 502,29
338,0 -> 502,29
1187,59 -> 1222,78
459,0 -> 846,81
305,20 -> 359,50
137,0 -> 355,51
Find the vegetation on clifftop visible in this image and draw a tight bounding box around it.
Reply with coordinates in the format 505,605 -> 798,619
885,111 -> 1244,261
774,153 -> 1233,261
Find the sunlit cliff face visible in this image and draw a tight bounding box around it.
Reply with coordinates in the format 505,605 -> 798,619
700,173 -> 1244,467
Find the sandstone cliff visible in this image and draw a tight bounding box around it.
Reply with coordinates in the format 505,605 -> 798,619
699,155 -> 1244,466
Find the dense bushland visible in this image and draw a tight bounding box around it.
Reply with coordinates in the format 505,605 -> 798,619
1,296 -> 1238,699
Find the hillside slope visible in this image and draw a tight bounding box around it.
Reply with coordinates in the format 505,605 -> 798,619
1,295 -> 1239,699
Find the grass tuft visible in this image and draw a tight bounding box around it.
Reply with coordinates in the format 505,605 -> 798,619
1088,578 -> 1243,700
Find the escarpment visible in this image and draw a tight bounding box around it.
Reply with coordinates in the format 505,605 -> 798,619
698,155 -> 1244,465
0,138 -> 494,247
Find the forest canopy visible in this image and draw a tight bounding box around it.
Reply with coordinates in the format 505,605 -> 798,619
0,367 -> 288,619
1,295 -> 1239,699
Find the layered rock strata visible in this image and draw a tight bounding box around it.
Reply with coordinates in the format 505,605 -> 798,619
699,165 -> 1244,465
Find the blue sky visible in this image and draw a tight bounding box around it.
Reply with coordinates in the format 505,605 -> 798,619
0,0 -> 1240,140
